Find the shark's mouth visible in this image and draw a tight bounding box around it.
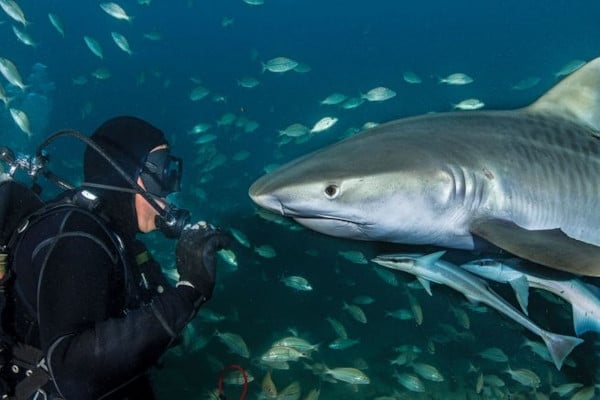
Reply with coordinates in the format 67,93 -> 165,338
281,204 -> 367,226
292,216 -> 372,240
279,204 -> 373,239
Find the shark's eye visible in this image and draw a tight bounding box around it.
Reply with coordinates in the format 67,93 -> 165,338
324,184 -> 339,198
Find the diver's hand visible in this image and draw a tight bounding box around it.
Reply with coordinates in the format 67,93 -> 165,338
175,221 -> 233,304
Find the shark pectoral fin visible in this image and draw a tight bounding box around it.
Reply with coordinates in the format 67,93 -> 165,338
508,276 -> 530,315
470,218 -> 600,277
417,277 -> 433,296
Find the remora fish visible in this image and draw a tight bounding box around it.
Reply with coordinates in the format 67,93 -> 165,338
249,57 -> 600,277
371,251 -> 583,370
460,258 -> 600,336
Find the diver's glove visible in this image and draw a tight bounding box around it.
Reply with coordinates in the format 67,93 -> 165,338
175,221 -> 232,305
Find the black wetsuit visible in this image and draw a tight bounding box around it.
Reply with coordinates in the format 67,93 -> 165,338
8,196 -> 200,399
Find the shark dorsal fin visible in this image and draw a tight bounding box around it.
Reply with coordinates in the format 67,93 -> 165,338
526,57 -> 600,131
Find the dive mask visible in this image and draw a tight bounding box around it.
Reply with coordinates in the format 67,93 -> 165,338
140,148 -> 182,198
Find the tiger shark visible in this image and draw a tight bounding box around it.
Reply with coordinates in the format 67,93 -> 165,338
249,57 -> 600,277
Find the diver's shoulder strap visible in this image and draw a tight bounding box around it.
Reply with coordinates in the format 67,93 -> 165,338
7,189 -> 109,252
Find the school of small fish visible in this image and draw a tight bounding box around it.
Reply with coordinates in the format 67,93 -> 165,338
0,1 -> 598,399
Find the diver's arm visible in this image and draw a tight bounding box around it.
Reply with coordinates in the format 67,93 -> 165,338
37,238 -> 200,399
47,288 -> 198,399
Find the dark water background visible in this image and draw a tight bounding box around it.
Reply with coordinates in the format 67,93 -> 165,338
1,1 -> 600,399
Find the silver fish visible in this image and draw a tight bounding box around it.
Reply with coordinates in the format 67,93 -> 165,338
309,117 -> 337,133
324,367 -> 369,384
261,346 -> 309,363
328,337 -> 360,350
12,25 -> 36,47
48,13 -> 64,37
325,316 -> 347,339
278,381 -> 301,400
371,252 -> 582,370
272,337 -> 319,353
403,71 -> 422,84
550,383 -> 584,397
0,0 -> 27,26
214,330 -> 250,358
554,59 -> 585,78
461,258 -> 600,335
453,98 -> 484,110
230,227 -> 250,248
320,92 -> 347,105
0,57 -> 25,90
9,107 -> 31,136
504,367 -> 540,388
477,346 -> 508,363
568,386 -> 597,400
343,302 -> 367,323
361,86 -> 396,102
111,31 -> 132,55
439,72 -> 473,85
511,76 -> 541,90
0,81 -> 12,107
393,372 -> 425,392
262,57 -> 297,73
84,36 -> 103,59
411,362 -> 444,382
281,275 -> 312,291
100,2 -> 132,22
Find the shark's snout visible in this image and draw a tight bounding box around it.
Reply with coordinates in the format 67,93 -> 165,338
248,177 -> 283,215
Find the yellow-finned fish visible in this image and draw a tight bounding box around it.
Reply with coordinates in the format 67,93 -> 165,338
261,371 -> 277,398
277,381 -> 301,400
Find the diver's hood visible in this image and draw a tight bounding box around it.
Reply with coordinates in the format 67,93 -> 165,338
83,116 -> 167,238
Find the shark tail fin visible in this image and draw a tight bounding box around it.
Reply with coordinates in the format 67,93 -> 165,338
526,57 -> 600,131
540,330 -> 583,370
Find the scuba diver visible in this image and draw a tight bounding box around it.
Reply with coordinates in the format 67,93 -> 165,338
1,116 -> 232,399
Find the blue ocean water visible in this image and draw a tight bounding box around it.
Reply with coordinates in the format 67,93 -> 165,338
2,0 -> 600,399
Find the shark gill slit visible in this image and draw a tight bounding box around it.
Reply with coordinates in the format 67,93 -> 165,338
448,165 -> 483,212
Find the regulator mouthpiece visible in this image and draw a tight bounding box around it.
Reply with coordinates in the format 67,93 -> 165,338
155,204 -> 191,238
